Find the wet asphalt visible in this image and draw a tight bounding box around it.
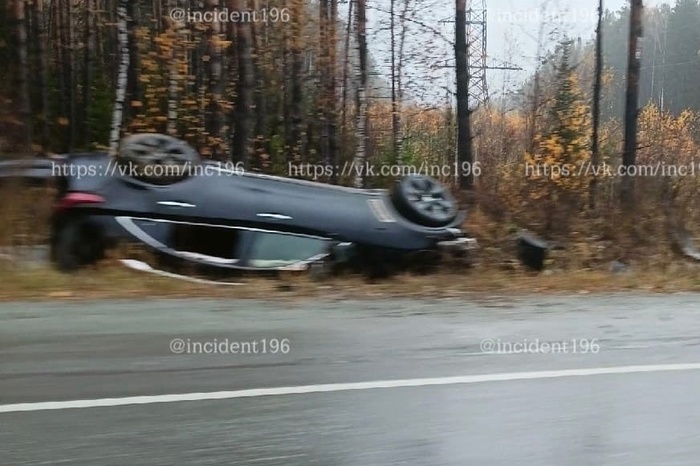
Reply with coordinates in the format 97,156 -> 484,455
1,295 -> 700,465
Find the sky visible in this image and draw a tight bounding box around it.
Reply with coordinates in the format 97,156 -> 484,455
353,0 -> 671,103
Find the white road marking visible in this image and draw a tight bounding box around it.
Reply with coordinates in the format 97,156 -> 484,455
2,362 -> 700,414
247,454 -> 307,462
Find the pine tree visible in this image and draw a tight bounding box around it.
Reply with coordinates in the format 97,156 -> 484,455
525,39 -> 592,232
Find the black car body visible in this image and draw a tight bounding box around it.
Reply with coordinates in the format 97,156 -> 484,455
1,142 -> 476,275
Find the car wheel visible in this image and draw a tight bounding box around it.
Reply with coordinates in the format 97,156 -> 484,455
53,217 -> 105,272
390,175 -> 458,227
117,133 -> 201,185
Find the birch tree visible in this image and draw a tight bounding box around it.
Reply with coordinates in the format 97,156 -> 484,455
353,0 -> 368,188
109,0 -> 131,157
390,0 -> 399,164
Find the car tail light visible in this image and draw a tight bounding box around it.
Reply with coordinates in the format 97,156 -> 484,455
54,192 -> 105,213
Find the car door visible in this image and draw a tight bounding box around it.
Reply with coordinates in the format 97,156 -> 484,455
239,230 -> 330,270
119,171 -> 260,265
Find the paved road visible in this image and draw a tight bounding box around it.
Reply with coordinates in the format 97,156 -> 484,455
1,295 -> 700,465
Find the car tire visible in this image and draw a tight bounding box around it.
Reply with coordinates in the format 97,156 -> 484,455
53,217 -> 105,272
390,175 -> 458,227
117,133 -> 201,185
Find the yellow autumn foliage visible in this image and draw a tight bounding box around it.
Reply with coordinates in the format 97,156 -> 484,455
525,73 -> 592,199
126,24 -> 231,157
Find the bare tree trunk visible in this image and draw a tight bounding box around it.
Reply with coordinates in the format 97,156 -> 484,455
340,0 -> 353,163
125,0 -> 140,124
224,13 -> 237,153
282,0 -> 292,163
286,0 -> 305,163
621,0 -> 643,208
83,0 -> 96,146
444,92 -> 454,179
166,41 -> 178,135
313,0 -> 339,178
328,0 -> 339,183
166,13 -> 185,136
250,0 -> 267,168
353,0 -> 368,188
395,0 -> 411,165
455,0 -> 473,190
390,0 -> 399,164
15,0 -> 33,149
206,0 -> 227,158
230,0 -> 254,168
109,0 -> 131,157
589,0 -> 603,209
55,0 -> 68,141
528,5 -> 548,154
67,0 -> 76,151
319,0 -> 330,168
99,0 -> 114,87
529,70 -> 541,154
36,0 -> 50,151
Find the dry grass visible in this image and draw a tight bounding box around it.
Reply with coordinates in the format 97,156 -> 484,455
2,259 -> 700,302
0,182 -> 54,247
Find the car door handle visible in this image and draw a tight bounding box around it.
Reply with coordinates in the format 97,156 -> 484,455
158,201 -> 196,208
257,213 -> 292,220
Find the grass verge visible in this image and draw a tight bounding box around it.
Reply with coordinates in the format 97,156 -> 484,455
2,260 -> 700,302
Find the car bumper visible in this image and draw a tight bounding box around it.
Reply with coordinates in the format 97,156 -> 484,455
437,236 -> 478,253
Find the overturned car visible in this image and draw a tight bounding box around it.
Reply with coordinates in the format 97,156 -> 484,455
0,134 -> 477,277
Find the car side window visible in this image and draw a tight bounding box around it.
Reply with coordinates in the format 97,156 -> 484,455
247,233 -> 328,268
